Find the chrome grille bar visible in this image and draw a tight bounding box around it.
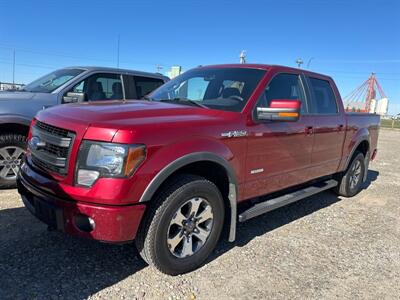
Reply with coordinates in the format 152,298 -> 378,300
31,151 -> 67,167
31,127 -> 71,147
29,121 -> 75,175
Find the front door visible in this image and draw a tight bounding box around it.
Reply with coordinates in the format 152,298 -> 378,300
244,72 -> 315,200
62,73 -> 124,103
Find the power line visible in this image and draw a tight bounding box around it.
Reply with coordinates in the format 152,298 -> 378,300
0,44 -> 115,63
332,74 -> 400,81
0,57 -> 172,71
319,69 -> 400,76
0,44 -> 167,66
317,59 -> 400,64
0,59 -> 60,69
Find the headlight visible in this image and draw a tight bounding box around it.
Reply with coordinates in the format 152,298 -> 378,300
76,141 -> 146,187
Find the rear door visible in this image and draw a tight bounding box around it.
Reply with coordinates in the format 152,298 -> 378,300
305,76 -> 346,178
134,76 -> 165,99
124,75 -> 165,99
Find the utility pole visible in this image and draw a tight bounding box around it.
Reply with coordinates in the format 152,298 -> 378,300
296,58 -> 303,68
156,64 -> 163,73
117,35 -> 120,68
12,49 -> 15,87
239,50 -> 246,64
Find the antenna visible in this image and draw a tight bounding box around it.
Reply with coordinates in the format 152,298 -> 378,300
12,49 -> 15,87
117,35 -> 120,68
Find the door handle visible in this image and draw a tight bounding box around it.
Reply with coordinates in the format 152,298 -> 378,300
337,124 -> 344,131
305,126 -> 314,135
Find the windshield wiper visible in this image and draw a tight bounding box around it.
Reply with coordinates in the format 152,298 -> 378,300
159,98 -> 209,109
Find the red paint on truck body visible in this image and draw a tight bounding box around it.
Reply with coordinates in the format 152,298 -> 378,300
17,64 -> 380,242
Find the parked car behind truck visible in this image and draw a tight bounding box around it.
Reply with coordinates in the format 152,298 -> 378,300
17,64 -> 380,275
0,66 -> 168,188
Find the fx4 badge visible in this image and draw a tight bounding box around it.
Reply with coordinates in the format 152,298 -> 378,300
221,130 -> 248,138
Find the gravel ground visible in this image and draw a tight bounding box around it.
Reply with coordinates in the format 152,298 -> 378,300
0,129 -> 399,300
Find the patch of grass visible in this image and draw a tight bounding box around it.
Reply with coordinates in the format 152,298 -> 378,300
381,119 -> 400,129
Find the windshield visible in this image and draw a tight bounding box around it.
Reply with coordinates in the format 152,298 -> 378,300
149,67 -> 266,112
23,68 -> 85,93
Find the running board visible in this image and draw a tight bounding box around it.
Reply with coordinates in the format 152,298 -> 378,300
238,179 -> 338,222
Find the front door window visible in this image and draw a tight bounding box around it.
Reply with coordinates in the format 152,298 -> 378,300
66,73 -> 123,102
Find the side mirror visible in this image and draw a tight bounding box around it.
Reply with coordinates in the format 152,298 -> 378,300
257,99 -> 301,122
63,92 -> 86,103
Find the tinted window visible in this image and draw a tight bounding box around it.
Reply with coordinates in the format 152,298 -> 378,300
135,76 -> 164,99
309,78 -> 338,114
149,68 -> 266,112
68,73 -> 123,101
96,75 -> 122,99
72,81 -> 84,93
185,77 -> 209,100
257,73 -> 306,113
23,68 -> 84,93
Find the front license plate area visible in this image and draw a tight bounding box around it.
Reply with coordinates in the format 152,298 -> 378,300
33,197 -> 64,230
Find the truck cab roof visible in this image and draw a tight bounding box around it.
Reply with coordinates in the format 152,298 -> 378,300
63,66 -> 169,81
195,63 -> 333,81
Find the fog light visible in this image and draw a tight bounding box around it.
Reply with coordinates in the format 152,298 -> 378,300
74,214 -> 95,232
77,169 -> 99,187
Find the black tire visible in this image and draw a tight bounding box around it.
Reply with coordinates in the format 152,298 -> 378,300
0,134 -> 27,189
334,151 -> 365,197
135,174 -> 225,275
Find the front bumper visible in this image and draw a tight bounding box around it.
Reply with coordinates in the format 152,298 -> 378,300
17,167 -> 146,243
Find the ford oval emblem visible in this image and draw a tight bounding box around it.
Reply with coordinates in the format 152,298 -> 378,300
29,136 -> 46,150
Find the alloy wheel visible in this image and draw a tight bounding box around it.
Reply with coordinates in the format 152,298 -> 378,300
0,146 -> 25,181
349,160 -> 362,190
167,197 -> 214,258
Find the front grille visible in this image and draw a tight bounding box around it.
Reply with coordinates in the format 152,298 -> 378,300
43,143 -> 69,157
35,120 -> 70,138
29,121 -> 75,175
31,155 -> 61,174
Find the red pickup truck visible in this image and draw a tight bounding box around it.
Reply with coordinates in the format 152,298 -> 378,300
17,64 -> 380,275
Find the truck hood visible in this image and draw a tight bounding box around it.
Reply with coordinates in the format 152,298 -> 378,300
0,91 -> 35,101
0,91 -> 57,120
37,100 -> 223,129
0,91 -> 55,101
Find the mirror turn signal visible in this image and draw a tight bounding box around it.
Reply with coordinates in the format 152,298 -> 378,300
257,99 -> 301,122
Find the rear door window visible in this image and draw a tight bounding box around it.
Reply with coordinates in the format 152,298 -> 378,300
308,78 -> 338,114
134,76 -> 164,99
